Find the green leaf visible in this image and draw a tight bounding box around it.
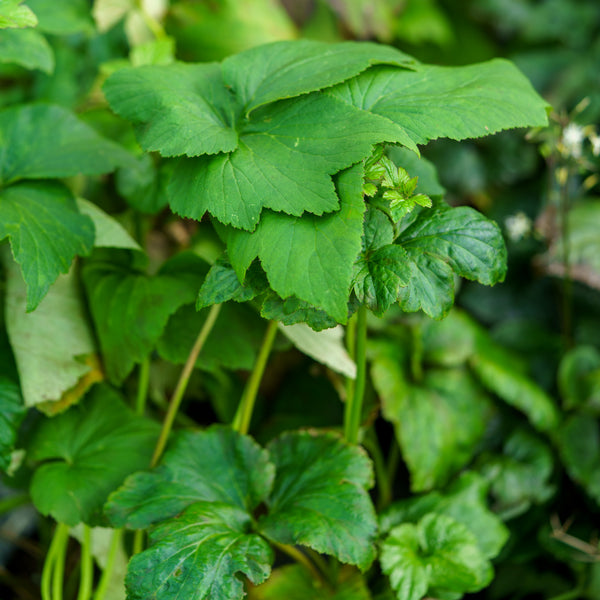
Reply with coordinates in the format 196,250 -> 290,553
555,413 -> 600,504
106,426 -> 274,529
260,293 -> 339,331
158,302 -> 265,372
82,251 -> 203,384
470,333 -> 559,431
0,104 -> 130,184
394,202 -> 507,319
0,27 -> 52,72
380,514 -> 493,600
370,342 -> 492,491
250,565 -> 371,600
0,182 -> 94,311
224,164 -> 366,322
478,429 -> 555,519
126,502 -> 273,600
28,384 -> 159,525
221,39 -> 416,113
0,0 -> 37,28
558,346 -> 600,411
26,0 -> 93,34
169,92 -> 411,230
3,252 -> 101,413
103,63 -> 239,157
0,377 -> 25,471
421,309 -> 477,367
76,198 -> 140,251
380,472 -> 509,559
329,59 -> 549,146
386,148 -> 445,198
353,245 -> 411,316
259,431 -> 377,570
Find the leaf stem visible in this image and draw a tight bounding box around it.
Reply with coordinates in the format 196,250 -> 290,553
41,523 -> 68,600
273,542 -> 327,585
92,529 -> 123,600
51,523 -> 70,600
133,0 -> 167,40
344,305 -> 367,444
345,313 -> 357,404
232,320 -> 278,435
135,357 -> 150,416
76,526 -> 93,600
132,530 -> 145,555
151,303 -> 222,467
363,432 -> 392,510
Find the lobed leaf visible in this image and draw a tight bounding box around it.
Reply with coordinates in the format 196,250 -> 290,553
328,59 -> 549,146
0,0 -> 37,28
126,502 -> 272,600
260,431 -> 377,570
28,385 -> 159,526
0,27 -> 52,72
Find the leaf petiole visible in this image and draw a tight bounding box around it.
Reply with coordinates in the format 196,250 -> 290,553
344,305 -> 367,444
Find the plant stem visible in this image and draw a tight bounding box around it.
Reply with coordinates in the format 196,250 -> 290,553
41,523 -> 67,600
135,357 -> 150,416
52,524 -> 70,600
132,530 -> 145,555
344,305 -> 367,444
93,529 -> 123,600
273,542 -> 326,585
134,0 -> 167,39
151,303 -> 222,467
76,526 -> 93,600
345,313 -> 357,404
232,320 -> 278,435
363,432 -> 392,511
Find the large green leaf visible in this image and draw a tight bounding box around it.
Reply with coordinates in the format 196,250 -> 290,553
103,63 -> 239,157
106,426 -> 274,529
3,252 -> 100,413
0,27 -> 52,72
126,502 -> 273,600
0,377 -> 25,471
169,92 -> 411,230
0,0 -> 37,28
380,472 -> 509,559
224,164 -> 366,322
0,104 -> 130,184
221,39 -> 416,113
25,0 -> 93,34
470,333 -> 559,431
249,565 -> 371,600
28,385 -> 159,526
82,251 -> 203,384
0,182 -> 94,311
328,59 -> 549,146
380,514 -> 493,600
259,431 -> 377,570
370,342 -> 492,492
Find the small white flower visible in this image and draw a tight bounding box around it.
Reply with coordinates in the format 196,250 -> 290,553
505,211 -> 532,242
589,131 -> 600,157
562,123 -> 585,158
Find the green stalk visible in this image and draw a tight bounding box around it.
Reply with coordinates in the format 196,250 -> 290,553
345,313 -> 357,404
232,320 -> 278,435
134,0 -> 167,39
273,542 -> 328,586
41,523 -> 67,600
135,357 -> 150,416
76,526 -> 93,600
132,530 -> 145,555
363,433 -> 392,511
93,529 -> 123,600
344,305 -> 367,444
151,303 -> 221,467
51,524 -> 70,600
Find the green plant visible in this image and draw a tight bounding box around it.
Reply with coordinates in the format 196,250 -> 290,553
9,3 -> 600,600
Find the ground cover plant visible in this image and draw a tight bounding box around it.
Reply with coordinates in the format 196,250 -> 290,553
1,2 -> 599,600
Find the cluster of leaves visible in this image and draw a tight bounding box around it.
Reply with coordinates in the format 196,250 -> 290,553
3,2 -> 600,600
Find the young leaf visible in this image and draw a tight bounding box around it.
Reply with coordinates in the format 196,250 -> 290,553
0,0 -> 37,29
380,472 -> 509,560
0,377 -> 25,471
106,426 -> 275,529
28,385 -> 159,526
328,59 -> 549,146
82,251 -> 203,384
103,63 -> 239,157
169,92 -> 411,230
3,253 -> 101,413
249,564 -> 371,600
259,431 -> 377,570
380,514 -> 493,600
0,182 -> 94,311
126,502 -> 273,600
224,164 -> 366,322
0,27 -> 53,72
394,202 -> 507,319
221,39 -> 416,113
0,104 -> 130,184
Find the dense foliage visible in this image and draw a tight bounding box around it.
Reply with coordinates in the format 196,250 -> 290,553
0,1 -> 599,600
